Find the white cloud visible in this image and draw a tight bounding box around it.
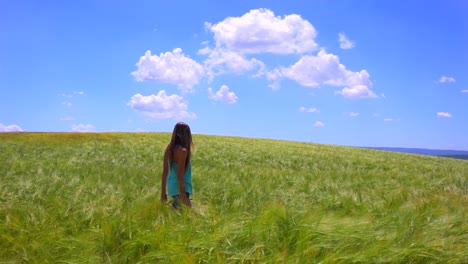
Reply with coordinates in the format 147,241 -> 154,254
72,124 -> 95,132
62,91 -> 84,98
439,76 -> 456,83
461,90 -> 468,93
128,91 -> 196,119
0,123 -> 23,132
437,112 -> 452,118
338,33 -> 355,49
299,107 -> 319,113
198,47 -> 211,55
208,85 -> 238,104
339,85 -> 377,99
281,51 -> 347,87
349,112 -> 359,117
62,101 -> 72,107
279,50 -> 376,98
314,121 -> 324,127
131,49 -> 204,92
204,22 -> 213,30
208,8 -> 318,54
199,48 -> 264,81
266,68 -> 283,90
384,118 -> 393,122
60,116 -> 75,121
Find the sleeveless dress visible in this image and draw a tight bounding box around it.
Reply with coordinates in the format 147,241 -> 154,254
167,161 -> 193,197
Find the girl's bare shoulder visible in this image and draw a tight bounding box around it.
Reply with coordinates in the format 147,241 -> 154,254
173,146 -> 188,160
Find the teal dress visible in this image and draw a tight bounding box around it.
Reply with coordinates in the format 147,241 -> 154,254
167,161 -> 193,197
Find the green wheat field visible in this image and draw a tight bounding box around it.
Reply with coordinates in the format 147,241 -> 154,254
1,133 -> 467,263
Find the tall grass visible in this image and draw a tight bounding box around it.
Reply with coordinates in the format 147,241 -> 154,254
1,132 -> 467,263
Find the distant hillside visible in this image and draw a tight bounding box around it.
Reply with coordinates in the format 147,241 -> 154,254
366,147 -> 468,160
439,155 -> 468,160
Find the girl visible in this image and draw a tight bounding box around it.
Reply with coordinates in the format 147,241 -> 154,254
161,122 -> 194,208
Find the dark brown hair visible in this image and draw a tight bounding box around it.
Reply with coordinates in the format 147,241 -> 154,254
166,122 -> 193,171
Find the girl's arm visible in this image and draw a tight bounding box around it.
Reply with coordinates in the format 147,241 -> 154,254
161,149 -> 169,202
174,147 -> 190,206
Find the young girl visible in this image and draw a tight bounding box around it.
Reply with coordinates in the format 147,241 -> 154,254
161,122 -> 194,208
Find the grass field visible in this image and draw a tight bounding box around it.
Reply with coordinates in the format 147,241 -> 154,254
1,132 -> 467,263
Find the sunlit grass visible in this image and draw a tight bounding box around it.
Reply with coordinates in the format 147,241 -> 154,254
1,132 -> 467,263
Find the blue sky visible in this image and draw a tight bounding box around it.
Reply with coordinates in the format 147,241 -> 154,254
1,0 -> 467,150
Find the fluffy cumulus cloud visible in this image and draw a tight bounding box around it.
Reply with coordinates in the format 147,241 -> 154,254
128,91 -> 196,119
349,112 -> 359,117
0,123 -> 23,132
199,8 -> 318,82
339,84 -> 376,99
199,47 -> 264,81
208,8 -> 318,54
437,112 -> 452,118
132,49 -> 204,92
439,76 -> 456,83
208,85 -> 238,104
279,51 -> 345,87
200,9 -> 376,99
277,50 -> 376,98
130,8 -> 377,126
462,90 -> 468,93
338,33 -> 355,49
72,124 -> 95,132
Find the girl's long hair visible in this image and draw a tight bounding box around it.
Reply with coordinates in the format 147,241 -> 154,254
166,122 -> 193,172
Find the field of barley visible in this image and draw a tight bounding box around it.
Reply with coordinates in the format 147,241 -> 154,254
0,132 -> 467,263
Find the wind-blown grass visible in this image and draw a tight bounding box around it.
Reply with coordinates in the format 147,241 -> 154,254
1,132 -> 467,263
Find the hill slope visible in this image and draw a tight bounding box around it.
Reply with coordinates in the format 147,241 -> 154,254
1,133 -> 467,263
367,147 -> 468,160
